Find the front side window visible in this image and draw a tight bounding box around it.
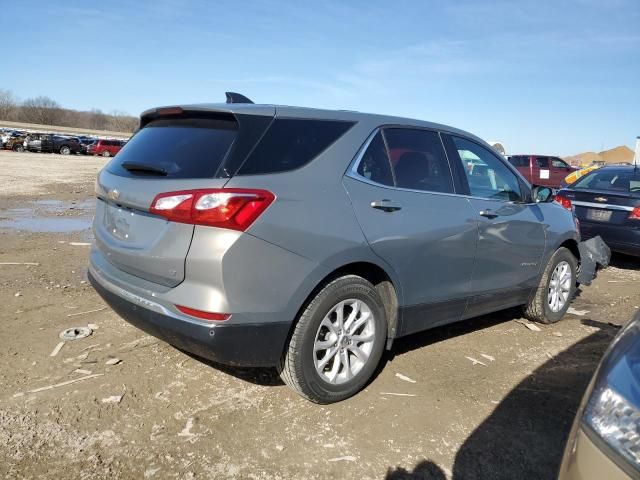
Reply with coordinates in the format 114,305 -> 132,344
383,128 -> 454,193
551,158 -> 569,168
451,136 -> 522,202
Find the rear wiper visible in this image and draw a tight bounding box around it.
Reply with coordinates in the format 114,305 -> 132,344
121,161 -> 168,176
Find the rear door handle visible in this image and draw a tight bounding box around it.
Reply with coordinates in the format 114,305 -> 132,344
371,200 -> 402,212
479,209 -> 499,219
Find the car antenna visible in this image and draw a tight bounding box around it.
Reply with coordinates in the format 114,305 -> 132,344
634,136 -> 639,172
225,92 -> 254,104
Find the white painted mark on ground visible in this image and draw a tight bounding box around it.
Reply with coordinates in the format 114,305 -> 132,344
395,373 -> 416,383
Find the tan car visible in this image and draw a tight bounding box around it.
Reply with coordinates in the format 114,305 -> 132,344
559,311 -> 640,479
4,134 -> 27,152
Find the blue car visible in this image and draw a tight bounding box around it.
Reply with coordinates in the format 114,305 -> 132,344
556,165 -> 640,257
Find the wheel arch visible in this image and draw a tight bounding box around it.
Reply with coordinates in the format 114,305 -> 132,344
289,260 -> 401,352
558,238 -> 580,262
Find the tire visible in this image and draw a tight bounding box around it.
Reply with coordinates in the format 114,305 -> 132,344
59,145 -> 71,155
101,150 -> 111,157
278,275 -> 387,403
523,247 -> 577,324
13,145 -> 24,152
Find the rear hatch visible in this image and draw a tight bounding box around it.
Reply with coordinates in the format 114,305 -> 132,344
94,106 -> 274,287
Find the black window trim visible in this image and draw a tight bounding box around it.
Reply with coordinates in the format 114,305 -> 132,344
346,125 -> 462,198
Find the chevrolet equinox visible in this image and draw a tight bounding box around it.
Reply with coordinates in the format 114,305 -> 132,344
89,93 -> 593,403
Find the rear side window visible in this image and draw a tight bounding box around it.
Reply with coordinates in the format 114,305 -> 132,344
383,128 -> 454,193
535,156 -> 549,168
237,118 -> 354,175
508,155 -> 529,167
106,116 -> 237,178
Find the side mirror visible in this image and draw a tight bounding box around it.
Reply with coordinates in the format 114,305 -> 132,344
532,186 -> 553,203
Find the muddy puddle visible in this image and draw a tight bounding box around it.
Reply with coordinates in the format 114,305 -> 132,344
0,198 -> 95,233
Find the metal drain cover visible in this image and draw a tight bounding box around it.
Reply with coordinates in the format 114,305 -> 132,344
59,326 -> 93,341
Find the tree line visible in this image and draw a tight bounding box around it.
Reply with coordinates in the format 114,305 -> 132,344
0,89 -> 138,133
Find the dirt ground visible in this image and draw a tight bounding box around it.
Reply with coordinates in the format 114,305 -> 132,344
1,150 -> 639,480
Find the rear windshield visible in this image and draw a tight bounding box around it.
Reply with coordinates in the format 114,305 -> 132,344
236,118 -> 354,175
573,169 -> 640,192
106,116 -> 237,178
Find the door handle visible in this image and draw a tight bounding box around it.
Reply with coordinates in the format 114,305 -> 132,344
479,209 -> 499,219
371,200 -> 402,212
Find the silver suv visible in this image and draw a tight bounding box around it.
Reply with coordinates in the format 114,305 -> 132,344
90,94 -> 594,403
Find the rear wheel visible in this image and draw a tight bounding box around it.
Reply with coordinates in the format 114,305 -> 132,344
278,275 -> 387,403
101,150 -> 111,157
13,145 -> 24,152
59,145 -> 71,155
523,247 -> 577,324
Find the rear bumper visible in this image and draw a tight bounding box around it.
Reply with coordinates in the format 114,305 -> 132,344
89,270 -> 290,367
577,236 -> 611,285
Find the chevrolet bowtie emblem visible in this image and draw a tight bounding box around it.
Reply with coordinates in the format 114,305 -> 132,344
594,196 -> 607,202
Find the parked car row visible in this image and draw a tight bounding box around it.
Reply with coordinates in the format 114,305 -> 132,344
1,128 -> 127,156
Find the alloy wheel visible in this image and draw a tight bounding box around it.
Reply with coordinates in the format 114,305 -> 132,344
313,299 -> 376,384
548,260 -> 572,312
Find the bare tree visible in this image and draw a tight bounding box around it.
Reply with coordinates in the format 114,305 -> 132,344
108,110 -> 139,132
21,96 -> 63,125
2,90 -> 137,132
87,108 -> 108,130
0,89 -> 17,120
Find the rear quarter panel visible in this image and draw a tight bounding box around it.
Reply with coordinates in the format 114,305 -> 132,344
223,117 -> 405,309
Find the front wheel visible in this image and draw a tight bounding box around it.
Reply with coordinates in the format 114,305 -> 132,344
59,145 -> 71,155
523,247 -> 577,324
101,150 -> 111,157
13,145 -> 25,152
278,275 -> 387,403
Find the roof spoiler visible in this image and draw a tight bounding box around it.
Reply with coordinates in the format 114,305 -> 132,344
225,92 -> 254,104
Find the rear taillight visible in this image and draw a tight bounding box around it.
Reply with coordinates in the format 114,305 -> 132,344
175,305 -> 230,321
554,194 -> 572,211
150,189 -> 275,231
629,207 -> 640,220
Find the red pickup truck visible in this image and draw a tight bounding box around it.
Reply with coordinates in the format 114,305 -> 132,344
507,155 -> 577,188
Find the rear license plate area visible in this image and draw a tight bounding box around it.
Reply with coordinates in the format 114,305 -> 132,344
104,203 -> 137,241
586,208 -> 612,222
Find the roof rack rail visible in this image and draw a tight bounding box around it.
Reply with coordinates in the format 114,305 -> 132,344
225,92 -> 254,104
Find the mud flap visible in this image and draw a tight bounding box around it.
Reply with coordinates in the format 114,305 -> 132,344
577,236 -> 611,286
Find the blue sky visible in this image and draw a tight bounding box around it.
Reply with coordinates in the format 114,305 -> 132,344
1,0 -> 638,155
